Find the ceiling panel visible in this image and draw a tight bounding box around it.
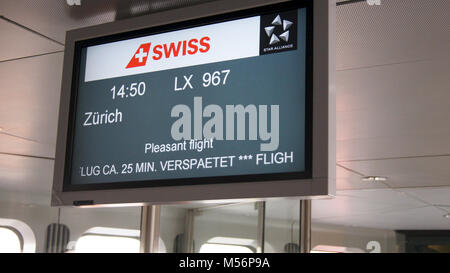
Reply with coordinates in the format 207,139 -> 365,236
0,52 -> 63,158
0,154 -> 53,199
312,188 -> 450,230
338,135 -> 450,164
182,188 -> 448,230
312,189 -> 425,220
0,19 -> 63,62
0,0 -> 218,46
336,0 -> 450,70
402,187 -> 450,208
312,206 -> 450,230
336,59 -> 450,161
339,156 -> 450,188
0,135 -> 54,161
0,0 -> 116,44
210,188 -> 448,230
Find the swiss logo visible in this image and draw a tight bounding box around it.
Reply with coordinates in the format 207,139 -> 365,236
260,10 -> 297,55
126,43 -> 151,69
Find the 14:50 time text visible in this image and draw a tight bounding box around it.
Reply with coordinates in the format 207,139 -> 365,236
110,81 -> 146,99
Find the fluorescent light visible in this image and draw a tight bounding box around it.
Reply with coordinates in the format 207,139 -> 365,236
361,176 -> 375,182
374,176 -> 387,181
362,176 -> 387,182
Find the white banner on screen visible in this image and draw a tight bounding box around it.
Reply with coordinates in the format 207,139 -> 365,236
84,16 -> 261,82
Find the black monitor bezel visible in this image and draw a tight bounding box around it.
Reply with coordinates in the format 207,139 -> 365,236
62,0 -> 313,192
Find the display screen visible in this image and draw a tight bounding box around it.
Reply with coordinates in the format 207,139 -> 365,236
64,2 -> 312,191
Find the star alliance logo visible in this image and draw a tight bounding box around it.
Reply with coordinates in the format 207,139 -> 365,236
264,15 -> 293,45
260,11 -> 297,55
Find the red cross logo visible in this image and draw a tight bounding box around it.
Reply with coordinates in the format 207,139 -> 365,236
126,43 -> 151,69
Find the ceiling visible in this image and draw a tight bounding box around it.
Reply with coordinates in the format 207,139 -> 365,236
0,0 -> 449,230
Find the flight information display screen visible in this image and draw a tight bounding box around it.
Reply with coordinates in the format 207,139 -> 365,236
64,2 -> 312,191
